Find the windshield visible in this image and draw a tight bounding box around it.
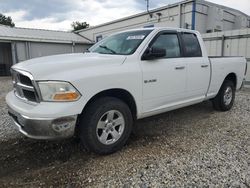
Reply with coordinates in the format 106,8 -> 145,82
89,30 -> 153,55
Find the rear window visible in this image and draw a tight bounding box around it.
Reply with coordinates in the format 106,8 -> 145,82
182,33 -> 202,57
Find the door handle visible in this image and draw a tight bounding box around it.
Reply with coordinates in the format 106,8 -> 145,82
201,64 -> 209,68
175,66 -> 185,70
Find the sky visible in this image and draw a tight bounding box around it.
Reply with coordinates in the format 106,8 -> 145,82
0,0 -> 250,31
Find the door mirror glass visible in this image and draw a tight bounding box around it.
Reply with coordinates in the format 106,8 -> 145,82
142,47 -> 166,60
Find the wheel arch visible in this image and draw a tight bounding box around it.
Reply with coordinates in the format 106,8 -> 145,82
224,72 -> 237,88
80,88 -> 138,121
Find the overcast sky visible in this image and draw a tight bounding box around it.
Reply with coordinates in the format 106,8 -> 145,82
1,0 -> 250,31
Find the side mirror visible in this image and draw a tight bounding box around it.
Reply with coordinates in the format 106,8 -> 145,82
142,47 -> 166,60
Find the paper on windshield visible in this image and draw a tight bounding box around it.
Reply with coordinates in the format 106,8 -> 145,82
126,35 -> 145,40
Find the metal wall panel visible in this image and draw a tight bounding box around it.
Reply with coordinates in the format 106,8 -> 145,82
16,42 -> 27,62
29,42 -> 72,58
203,28 -> 250,82
74,44 -> 91,53
13,42 -> 90,63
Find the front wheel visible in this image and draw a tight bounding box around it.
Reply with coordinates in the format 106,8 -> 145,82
212,80 -> 235,111
79,97 -> 133,155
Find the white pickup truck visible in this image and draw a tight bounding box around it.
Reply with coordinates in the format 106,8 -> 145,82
6,27 -> 247,154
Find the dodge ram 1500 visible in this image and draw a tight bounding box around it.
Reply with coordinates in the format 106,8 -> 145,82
6,27 -> 247,154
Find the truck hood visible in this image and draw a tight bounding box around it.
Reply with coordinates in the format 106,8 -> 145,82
12,53 -> 127,80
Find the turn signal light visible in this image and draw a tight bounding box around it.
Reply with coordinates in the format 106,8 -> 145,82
53,92 -> 79,101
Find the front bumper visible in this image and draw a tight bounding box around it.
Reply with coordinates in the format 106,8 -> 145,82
8,106 -> 77,139
6,91 -> 79,140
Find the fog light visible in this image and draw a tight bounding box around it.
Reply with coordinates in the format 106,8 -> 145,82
52,116 -> 77,132
53,123 -> 71,132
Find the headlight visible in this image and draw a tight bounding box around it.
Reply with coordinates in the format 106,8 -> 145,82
38,81 -> 81,102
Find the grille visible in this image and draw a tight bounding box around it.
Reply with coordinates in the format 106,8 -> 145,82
12,69 -> 40,103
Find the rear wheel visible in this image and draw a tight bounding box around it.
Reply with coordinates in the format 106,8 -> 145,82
79,97 -> 133,155
212,80 -> 235,111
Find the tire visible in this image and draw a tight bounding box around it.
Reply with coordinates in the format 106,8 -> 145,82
212,80 -> 235,111
79,97 -> 133,155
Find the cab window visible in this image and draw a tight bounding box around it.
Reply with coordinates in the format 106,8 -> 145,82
151,33 -> 181,58
181,33 -> 202,57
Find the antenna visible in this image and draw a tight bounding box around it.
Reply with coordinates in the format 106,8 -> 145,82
145,0 -> 153,18
146,0 -> 149,12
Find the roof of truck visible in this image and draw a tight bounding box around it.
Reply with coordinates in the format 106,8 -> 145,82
116,27 -> 200,35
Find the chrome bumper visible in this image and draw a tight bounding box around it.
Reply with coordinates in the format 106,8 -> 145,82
8,106 -> 77,140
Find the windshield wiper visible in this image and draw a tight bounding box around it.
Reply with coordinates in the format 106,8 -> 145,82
99,45 -> 116,54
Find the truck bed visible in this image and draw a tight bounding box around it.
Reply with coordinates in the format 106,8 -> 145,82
207,56 -> 246,98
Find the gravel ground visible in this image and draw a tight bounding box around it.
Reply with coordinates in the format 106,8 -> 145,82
0,77 -> 249,187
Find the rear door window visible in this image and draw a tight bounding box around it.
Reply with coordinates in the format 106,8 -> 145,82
181,33 -> 202,57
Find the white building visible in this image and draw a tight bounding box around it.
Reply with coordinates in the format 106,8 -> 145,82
0,25 -> 93,76
78,0 -> 250,42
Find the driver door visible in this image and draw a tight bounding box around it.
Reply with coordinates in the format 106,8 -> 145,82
141,31 -> 187,114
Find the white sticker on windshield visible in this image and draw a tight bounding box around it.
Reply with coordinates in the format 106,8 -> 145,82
126,35 -> 145,40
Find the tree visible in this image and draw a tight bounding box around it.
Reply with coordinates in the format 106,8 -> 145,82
0,13 -> 15,27
71,21 -> 89,31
